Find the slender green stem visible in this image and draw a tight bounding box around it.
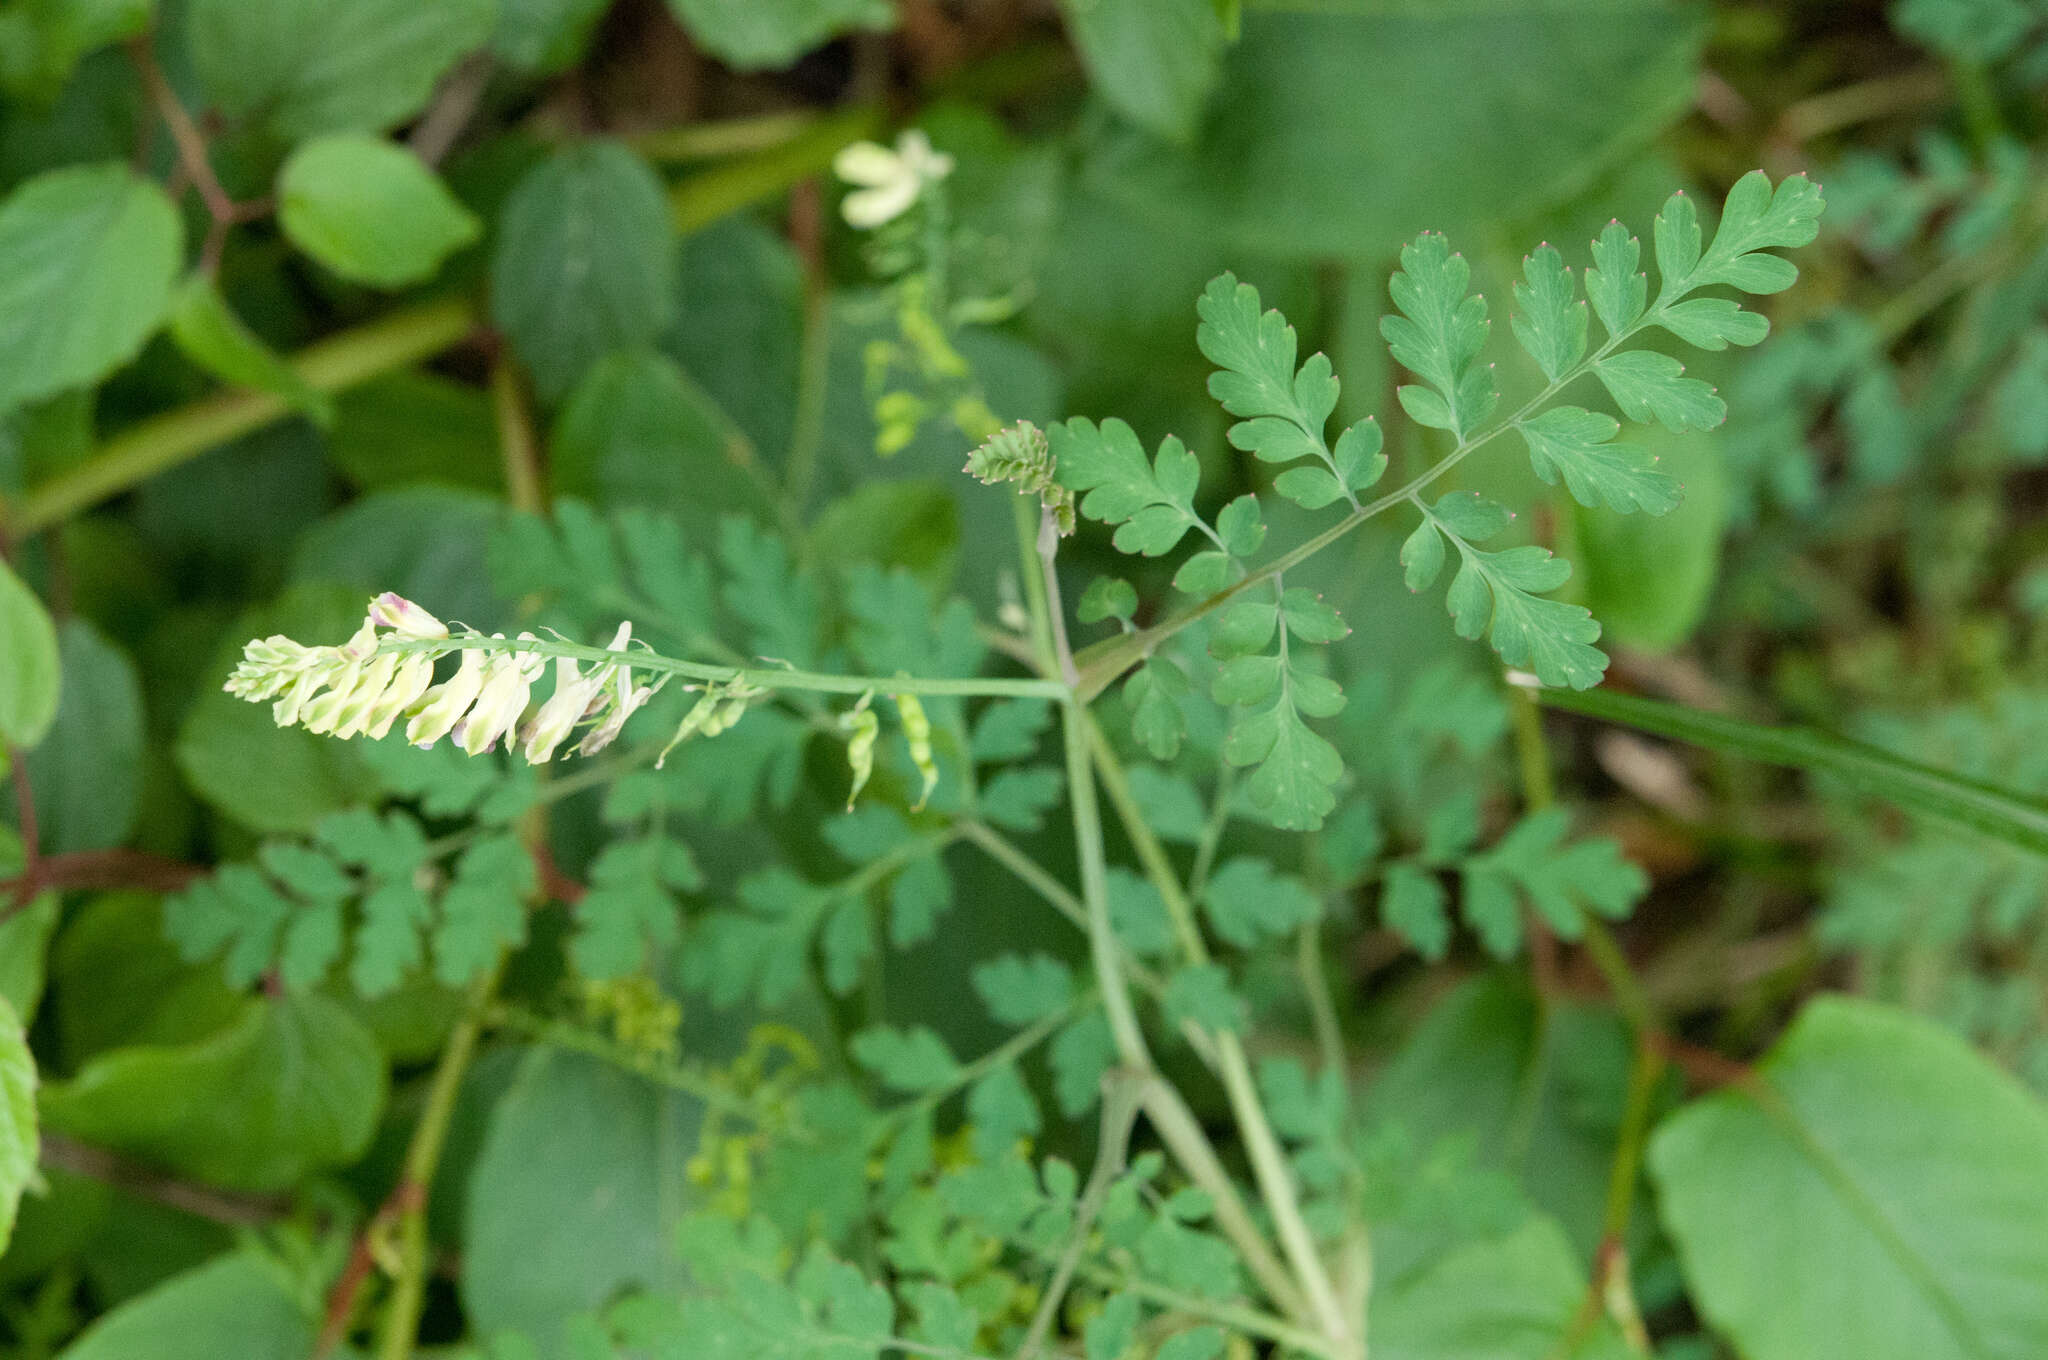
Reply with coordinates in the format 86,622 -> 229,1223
1188,764 -> 1235,903
627,109 -> 825,162
375,962 -> 499,1360
1084,716 -> 1353,1352
1581,920 -> 1660,1038
881,992 -> 1089,1138
1063,701 -> 1150,1070
1015,1073 -> 1144,1360
1509,684 -> 1557,812
957,819 -> 1086,930
1012,496 -> 1061,679
1214,1035 -> 1354,1350
382,634 -> 1070,701
6,298 -> 479,538
957,820 -> 1184,1026
1082,715 -> 1210,965
1058,705 -> 1303,1323
669,107 -> 883,234
1136,1073 -> 1311,1326
1297,922 -> 1346,1079
1600,1043 -> 1664,1244
784,280 -> 832,515
1066,1258 -> 1336,1358
1510,688 -> 1658,1355
490,358 -> 544,515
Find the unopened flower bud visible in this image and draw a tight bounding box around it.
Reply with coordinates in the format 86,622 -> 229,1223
369,593 -> 449,640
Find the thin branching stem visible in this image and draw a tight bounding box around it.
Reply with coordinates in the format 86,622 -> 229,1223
375,962 -> 501,1360
1084,723 -> 1356,1353
1074,314 -> 1658,701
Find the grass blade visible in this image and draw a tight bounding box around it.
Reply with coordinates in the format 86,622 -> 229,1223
1521,680 -> 2048,856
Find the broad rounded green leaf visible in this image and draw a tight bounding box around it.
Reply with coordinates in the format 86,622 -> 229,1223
185,0 -> 496,139
1374,1216 -> 1632,1360
1370,974 -> 1640,1259
41,993 -> 385,1192
494,0 -> 612,73
25,620 -> 143,854
52,1252 -> 316,1360
1083,1 -> 1704,257
1649,997 -> 2048,1360
0,163 -> 181,410
0,560 -> 61,750
289,485 -> 506,632
167,275 -> 334,425
173,583 -> 374,835
0,858 -> 57,1025
328,370 -> 501,492
51,893 -> 246,1069
491,141 -> 677,402
278,134 -> 480,287
0,0 -> 150,102
464,1047 -> 700,1359
0,997 -> 36,1254
662,0 -> 892,69
1062,0 -> 1225,142
1571,424 -> 1724,651
550,349 -> 780,536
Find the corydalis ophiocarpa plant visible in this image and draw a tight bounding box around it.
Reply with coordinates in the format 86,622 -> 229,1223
201,172 -> 1834,1360
225,592 -> 952,797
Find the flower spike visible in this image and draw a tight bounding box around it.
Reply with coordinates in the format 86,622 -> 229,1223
226,596 -> 668,766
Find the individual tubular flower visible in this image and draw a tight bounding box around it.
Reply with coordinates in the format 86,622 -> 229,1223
405,649 -> 487,747
833,130 -> 954,229
520,623 -> 649,762
521,656 -> 607,764
574,627 -> 660,758
452,640 -> 545,756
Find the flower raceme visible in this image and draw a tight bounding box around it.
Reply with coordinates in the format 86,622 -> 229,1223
224,595 -> 943,807
225,593 -> 664,764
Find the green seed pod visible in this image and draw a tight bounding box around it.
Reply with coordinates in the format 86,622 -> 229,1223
841,692 -> 878,811
893,692 -> 937,810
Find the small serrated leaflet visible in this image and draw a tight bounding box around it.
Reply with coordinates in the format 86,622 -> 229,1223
1596,350 -> 1726,432
1519,406 -> 1680,514
1585,222 -> 1646,338
1510,244 -> 1586,382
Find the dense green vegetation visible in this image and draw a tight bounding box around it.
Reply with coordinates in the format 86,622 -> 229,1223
1,2 -> 2046,1358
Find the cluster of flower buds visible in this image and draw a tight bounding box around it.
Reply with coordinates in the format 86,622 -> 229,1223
655,676 -> 763,768
225,594 -> 660,764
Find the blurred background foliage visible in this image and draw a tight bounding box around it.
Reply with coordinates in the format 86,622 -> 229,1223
1,0 -> 2047,1357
